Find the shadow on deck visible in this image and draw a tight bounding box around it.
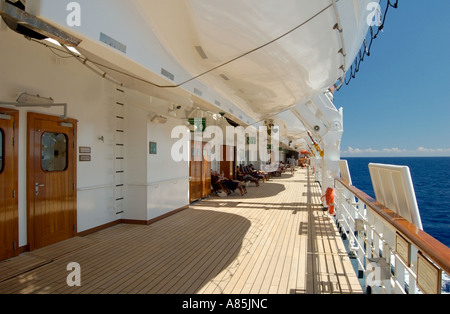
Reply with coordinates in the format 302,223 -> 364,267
0,169 -> 362,294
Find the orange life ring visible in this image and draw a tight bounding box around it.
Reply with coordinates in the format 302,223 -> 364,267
322,187 -> 336,216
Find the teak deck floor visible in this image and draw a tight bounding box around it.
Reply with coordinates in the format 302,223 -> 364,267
0,169 -> 362,294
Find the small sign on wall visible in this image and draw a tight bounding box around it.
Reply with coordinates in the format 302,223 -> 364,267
149,142 -> 157,155
79,155 -> 91,162
79,147 -> 92,162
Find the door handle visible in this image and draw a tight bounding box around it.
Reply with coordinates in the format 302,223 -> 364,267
35,183 -> 45,196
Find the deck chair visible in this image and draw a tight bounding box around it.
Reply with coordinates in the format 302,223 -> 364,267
212,174 -> 232,196
237,167 -> 259,187
243,166 -> 265,182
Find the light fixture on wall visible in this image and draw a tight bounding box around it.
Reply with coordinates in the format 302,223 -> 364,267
168,103 -> 182,117
0,92 -> 68,120
1,0 -> 81,46
186,123 -> 197,132
150,115 -> 168,124
44,38 -> 81,55
16,92 -> 54,106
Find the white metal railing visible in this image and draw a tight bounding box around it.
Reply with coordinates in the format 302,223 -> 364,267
334,178 -> 450,294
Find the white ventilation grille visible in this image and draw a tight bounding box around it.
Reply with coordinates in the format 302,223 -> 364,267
161,68 -> 175,81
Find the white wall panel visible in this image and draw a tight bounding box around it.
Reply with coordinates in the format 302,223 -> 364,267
0,25 -> 190,246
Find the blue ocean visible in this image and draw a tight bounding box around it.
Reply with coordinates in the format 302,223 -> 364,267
344,157 -> 450,248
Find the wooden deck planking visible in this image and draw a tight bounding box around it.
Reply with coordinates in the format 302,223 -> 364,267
0,169 -> 363,294
249,195 -> 300,294
261,184 -> 300,293
212,194 -> 294,294
198,199 -> 277,294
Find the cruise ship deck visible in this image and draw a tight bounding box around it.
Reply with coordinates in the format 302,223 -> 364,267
0,168 -> 362,294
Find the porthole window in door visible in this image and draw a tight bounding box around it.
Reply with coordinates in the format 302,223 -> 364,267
42,132 -> 68,172
0,129 -> 4,173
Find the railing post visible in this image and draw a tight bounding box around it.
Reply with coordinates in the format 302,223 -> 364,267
409,247 -> 419,294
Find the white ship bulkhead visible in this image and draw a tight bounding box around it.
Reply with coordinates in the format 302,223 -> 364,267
0,20 -> 192,251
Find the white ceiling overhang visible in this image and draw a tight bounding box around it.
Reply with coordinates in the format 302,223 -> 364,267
134,0 -> 343,121
26,0 -> 370,144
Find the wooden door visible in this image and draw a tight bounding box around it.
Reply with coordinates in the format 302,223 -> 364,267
189,141 -> 211,203
220,145 -> 236,180
189,141 -> 203,203
0,109 -> 18,261
202,143 -> 211,198
27,113 -> 77,250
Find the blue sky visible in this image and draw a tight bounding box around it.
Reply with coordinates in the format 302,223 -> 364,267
335,1 -> 450,157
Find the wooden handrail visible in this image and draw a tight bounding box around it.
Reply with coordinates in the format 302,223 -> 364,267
336,178 -> 450,274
